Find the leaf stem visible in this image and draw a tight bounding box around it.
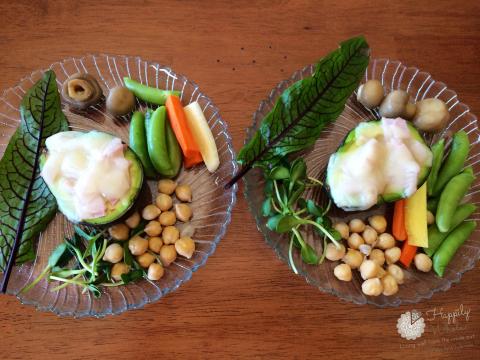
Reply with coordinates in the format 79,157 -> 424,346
297,217 -> 340,247
307,177 -> 324,186
273,180 -> 286,210
20,265 -> 51,294
270,198 -> 282,213
50,273 -> 84,292
288,234 -> 299,275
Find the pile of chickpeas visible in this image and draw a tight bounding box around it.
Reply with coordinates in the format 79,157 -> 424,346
102,179 -> 196,282
329,215 -> 433,297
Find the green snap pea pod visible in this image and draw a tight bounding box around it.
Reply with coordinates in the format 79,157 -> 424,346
433,220 -> 477,277
146,106 -> 173,176
427,197 -> 440,213
463,166 -> 474,176
433,131 -> 470,196
124,77 -> 180,105
162,121 -> 183,178
424,203 -> 476,257
427,139 -> 445,196
129,111 -> 157,178
436,169 -> 475,232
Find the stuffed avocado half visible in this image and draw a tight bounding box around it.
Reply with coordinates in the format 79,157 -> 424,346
40,131 -> 144,225
326,118 -> 432,211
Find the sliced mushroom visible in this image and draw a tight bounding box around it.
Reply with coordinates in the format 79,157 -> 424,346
62,73 -> 103,110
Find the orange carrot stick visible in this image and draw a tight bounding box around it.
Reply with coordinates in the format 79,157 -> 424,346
393,199 -> 407,241
399,239 -> 417,267
165,95 -> 203,168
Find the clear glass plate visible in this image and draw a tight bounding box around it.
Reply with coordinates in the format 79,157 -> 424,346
0,54 -> 238,317
244,58 -> 480,307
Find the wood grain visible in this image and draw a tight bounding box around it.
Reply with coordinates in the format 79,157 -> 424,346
0,1 -> 479,359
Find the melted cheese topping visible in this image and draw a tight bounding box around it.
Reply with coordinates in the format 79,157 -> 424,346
327,118 -> 432,211
41,131 -> 131,221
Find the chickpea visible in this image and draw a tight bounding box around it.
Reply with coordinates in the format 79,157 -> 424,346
359,244 -> 372,257
125,211 -> 141,229
108,223 -> 130,241
147,263 -> 164,281
159,211 -> 176,226
381,274 -> 399,296
385,247 -> 401,264
362,225 -> 378,245
414,253 -> 432,272
377,266 -> 387,278
369,249 -> 385,266
162,226 -> 179,244
102,243 -> 124,263
128,235 -> 148,256
361,278 -> 383,296
156,193 -> 173,211
427,210 -> 435,225
349,218 -> 365,233
376,233 -> 396,250
148,236 -> 163,253
357,80 -> 385,108
159,245 -> 177,266
142,204 -> 161,220
325,243 -> 346,261
175,184 -> 192,202
342,248 -> 363,269
175,203 -> 193,222
333,222 -> 349,240
145,221 -> 162,237
359,259 -> 380,280
333,263 -> 352,282
158,179 -> 177,195
136,252 -> 155,268
403,102 -> 417,120
379,90 -> 409,118
387,264 -> 405,284
348,233 -> 365,250
111,262 -> 130,281
175,236 -> 196,259
368,215 -> 387,234
413,98 -> 449,133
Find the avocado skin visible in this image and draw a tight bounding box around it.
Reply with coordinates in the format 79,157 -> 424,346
40,147 -> 144,227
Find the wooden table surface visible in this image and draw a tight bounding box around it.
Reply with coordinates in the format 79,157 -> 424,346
0,1 -> 479,359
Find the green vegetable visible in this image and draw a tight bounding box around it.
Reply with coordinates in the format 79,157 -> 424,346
436,168 -> 475,232
427,197 -> 440,213
424,203 -> 476,257
124,77 -> 180,105
146,106 -> 173,175
0,70 -> 68,281
121,269 -> 144,285
22,225 -> 148,297
20,242 -> 72,294
165,116 -> 182,177
433,220 -> 477,277
226,36 -> 370,188
146,106 -> 181,178
263,158 -> 339,272
427,139 -> 445,196
432,131 -> 470,196
129,111 -> 156,178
